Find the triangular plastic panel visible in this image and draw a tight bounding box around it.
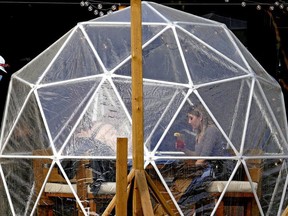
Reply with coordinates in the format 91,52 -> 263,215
37,78 -> 101,151
208,160 -> 260,215
84,24 -> 165,71
244,84 -> 288,154
158,92 -> 198,154
32,151 -> 91,215
278,160 -> 288,214
42,162 -> 76,192
92,2 -> 167,23
16,30 -> 71,84
62,80 -> 132,157
86,159 -> 115,215
197,78 -> 252,151
256,80 -> 288,142
115,29 -> 188,83
0,166 -> 12,215
168,159 -> 239,215
112,60 -> 129,78
148,2 -> 217,24
2,78 -> 32,146
38,161 -> 83,215
84,24 -> 131,71
112,77 -> 188,151
90,6 -> 131,22
142,28 -> 188,83
177,28 -> 248,85
159,92 -> 230,157
177,23 -> 248,70
1,158 -> 36,215
142,84 -> 188,151
151,158 -> 239,215
32,155 -> 53,213
57,159 -> 80,188
256,158 -> 288,215
3,94 -> 50,155
41,28 -> 104,84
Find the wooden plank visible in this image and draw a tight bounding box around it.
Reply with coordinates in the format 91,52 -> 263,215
76,160 -> 88,216
135,170 -> 154,216
103,169 -> 135,216
133,176 -> 143,216
116,137 -> 128,216
145,171 -> 176,216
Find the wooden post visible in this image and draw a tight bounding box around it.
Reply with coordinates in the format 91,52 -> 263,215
103,1 -> 176,215
116,138 -> 128,216
131,1 -> 144,214
131,0 -> 144,171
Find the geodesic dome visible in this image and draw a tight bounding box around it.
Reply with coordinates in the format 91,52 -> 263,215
1,1 -> 288,215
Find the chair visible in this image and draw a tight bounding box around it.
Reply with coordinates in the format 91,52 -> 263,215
206,152 -> 263,216
33,149 -> 116,216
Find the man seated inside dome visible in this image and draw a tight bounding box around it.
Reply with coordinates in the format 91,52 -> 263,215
75,122 -> 118,155
62,121 -> 120,195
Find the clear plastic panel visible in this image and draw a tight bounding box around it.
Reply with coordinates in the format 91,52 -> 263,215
85,24 -> 165,71
112,77 -> 189,152
197,78 -> 251,151
259,158 -> 288,215
38,78 -> 101,151
177,23 -> 248,70
141,28 -> 188,83
3,94 -> 50,155
0,164 -> 12,215
32,154 -> 117,215
177,27 -> 248,85
147,159 -> 238,215
16,30 -> 71,84
2,158 -> 36,215
41,28 -> 104,84
154,92 -> 199,154
63,80 -> 132,157
244,83 -> 287,154
2,77 -> 32,148
257,80 -> 288,142
159,93 -> 231,157
84,24 -> 131,71
90,6 -> 131,22
143,85 -> 187,152
92,2 -> 167,23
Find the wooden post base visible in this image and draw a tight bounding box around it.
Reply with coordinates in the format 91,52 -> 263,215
102,169 -> 176,216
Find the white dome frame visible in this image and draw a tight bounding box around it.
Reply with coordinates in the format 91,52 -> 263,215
0,2 -> 287,215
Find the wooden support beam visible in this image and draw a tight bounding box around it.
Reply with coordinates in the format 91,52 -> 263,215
131,0 -> 144,171
128,1 -> 177,215
116,138 -> 128,216
131,0 -> 144,214
135,170 -> 154,215
102,169 -> 135,216
145,171 -> 176,215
